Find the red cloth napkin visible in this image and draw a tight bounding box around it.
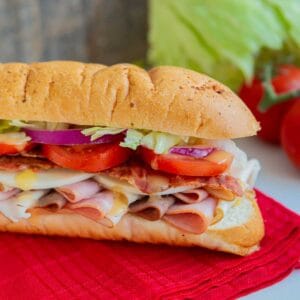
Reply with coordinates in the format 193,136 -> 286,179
0,190 -> 299,300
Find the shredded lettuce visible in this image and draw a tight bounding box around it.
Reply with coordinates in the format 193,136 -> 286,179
121,129 -> 184,153
140,132 -> 183,154
81,127 -> 125,141
148,0 -> 300,90
36,122 -> 69,131
0,120 -> 14,133
83,126 -> 184,153
9,120 -> 35,128
120,129 -> 144,150
0,132 -> 31,145
9,120 -> 69,131
0,120 -> 20,133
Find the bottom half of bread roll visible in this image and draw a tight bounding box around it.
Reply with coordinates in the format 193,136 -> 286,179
0,191 -> 264,256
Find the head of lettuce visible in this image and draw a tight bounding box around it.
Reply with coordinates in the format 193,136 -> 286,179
148,0 -> 300,90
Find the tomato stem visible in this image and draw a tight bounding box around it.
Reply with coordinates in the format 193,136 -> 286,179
258,64 -> 300,112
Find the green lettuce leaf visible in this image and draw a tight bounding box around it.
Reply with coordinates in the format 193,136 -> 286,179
0,120 -> 13,133
120,129 -> 144,150
83,126 -> 184,153
140,131 -> 183,154
9,120 -> 35,128
10,120 -> 69,131
148,0 -> 300,90
0,120 -> 20,133
120,129 -> 184,153
81,127 -> 125,141
0,132 -> 31,145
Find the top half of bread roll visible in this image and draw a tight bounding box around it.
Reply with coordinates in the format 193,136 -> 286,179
0,61 -> 259,139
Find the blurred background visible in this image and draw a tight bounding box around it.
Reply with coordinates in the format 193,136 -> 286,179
0,0 -> 147,64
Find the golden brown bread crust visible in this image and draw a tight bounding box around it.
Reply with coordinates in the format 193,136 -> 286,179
0,61 -> 259,139
0,193 -> 264,256
208,195 -> 265,248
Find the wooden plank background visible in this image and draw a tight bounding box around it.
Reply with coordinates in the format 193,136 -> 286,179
0,0 -> 147,64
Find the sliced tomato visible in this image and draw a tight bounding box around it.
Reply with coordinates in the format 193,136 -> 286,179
239,65 -> 300,144
281,100 -> 300,168
42,143 -> 132,173
138,147 -> 233,177
0,142 -> 33,155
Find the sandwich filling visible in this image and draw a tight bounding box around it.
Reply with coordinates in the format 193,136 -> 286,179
0,121 -> 260,234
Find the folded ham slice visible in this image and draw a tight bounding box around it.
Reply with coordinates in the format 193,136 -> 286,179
38,192 -> 67,210
0,190 -> 49,222
163,197 -> 216,234
56,180 -> 101,203
66,191 -> 114,222
129,195 -> 175,221
0,188 -> 19,201
174,189 -> 208,203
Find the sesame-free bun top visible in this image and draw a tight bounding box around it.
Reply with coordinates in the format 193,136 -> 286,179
0,61 -> 259,139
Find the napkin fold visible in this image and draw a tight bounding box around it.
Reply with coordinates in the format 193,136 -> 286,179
0,189 -> 299,300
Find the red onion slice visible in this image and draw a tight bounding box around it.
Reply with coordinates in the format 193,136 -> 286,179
169,146 -> 215,158
23,128 -> 125,145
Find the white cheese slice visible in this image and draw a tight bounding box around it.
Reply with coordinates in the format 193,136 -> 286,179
0,169 -> 93,190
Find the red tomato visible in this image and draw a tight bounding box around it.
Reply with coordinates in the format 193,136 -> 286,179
0,142 -> 33,155
239,65 -> 300,144
138,147 -> 233,177
42,143 -> 132,172
281,100 -> 300,168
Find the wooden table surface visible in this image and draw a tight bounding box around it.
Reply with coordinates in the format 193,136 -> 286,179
0,0 -> 147,64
